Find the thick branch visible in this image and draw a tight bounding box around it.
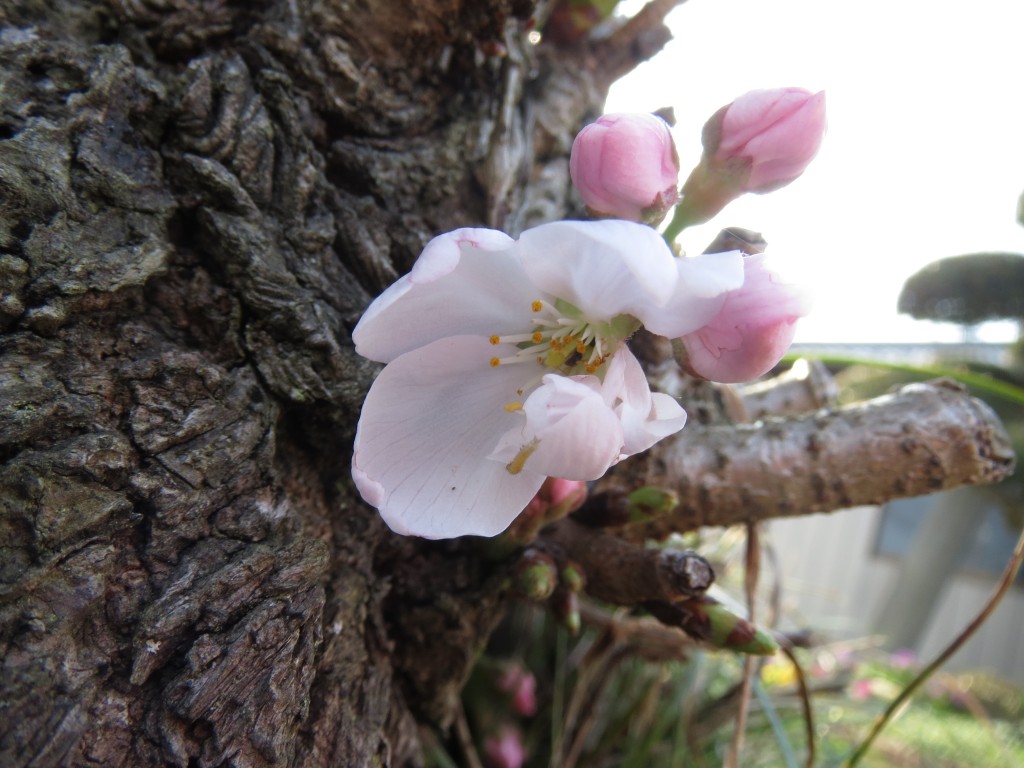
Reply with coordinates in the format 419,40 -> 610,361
738,358 -> 839,420
604,379 -> 1016,538
538,518 -> 713,605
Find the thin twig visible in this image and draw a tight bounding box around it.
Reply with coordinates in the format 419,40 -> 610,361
843,524 -> 1024,767
724,523 -> 761,767
779,643 -> 816,768
453,701 -> 485,768
563,643 -> 635,768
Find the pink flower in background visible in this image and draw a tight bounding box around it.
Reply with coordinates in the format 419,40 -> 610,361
484,726 -> 526,768
707,87 -> 826,193
570,113 -> 680,223
352,219 -> 744,538
498,664 -> 538,717
676,253 -> 810,383
889,648 -> 918,669
850,678 -> 874,702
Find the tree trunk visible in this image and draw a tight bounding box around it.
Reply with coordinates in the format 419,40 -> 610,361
0,2 -> 672,765
0,3 -> 1015,767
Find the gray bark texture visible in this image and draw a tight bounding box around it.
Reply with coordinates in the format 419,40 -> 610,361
0,1 -> 681,765
0,2 -> 1015,767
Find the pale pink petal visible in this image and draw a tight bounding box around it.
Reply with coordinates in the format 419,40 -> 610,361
516,220 -> 679,318
718,88 -> 816,153
640,250 -> 745,338
353,229 -> 531,363
490,373 -> 623,480
484,726 -> 526,768
352,335 -> 546,538
409,228 -> 515,284
602,349 -> 686,455
678,254 -> 810,382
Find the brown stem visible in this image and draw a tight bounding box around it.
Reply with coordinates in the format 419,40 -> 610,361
725,524 -> 761,768
778,643 -> 816,768
539,518 -> 714,605
578,602 -> 700,662
606,379 -> 1015,539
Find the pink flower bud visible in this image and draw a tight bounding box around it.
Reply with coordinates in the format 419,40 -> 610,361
677,254 -> 810,383
484,726 -> 526,768
570,113 -> 680,224
707,88 -> 826,193
498,664 -> 538,717
540,477 -> 588,517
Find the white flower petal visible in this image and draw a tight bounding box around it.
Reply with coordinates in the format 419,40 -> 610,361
409,228 -> 515,284
640,250 -> 746,338
602,349 -> 687,455
491,373 -> 623,480
516,220 -> 679,319
352,335 -> 546,538
352,229 -> 532,363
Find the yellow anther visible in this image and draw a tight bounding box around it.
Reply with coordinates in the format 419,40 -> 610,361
505,439 -> 539,475
531,300 -> 543,312
532,331 -> 543,343
575,340 -> 587,354
490,357 -> 501,367
489,335 -> 500,345
504,402 -> 523,413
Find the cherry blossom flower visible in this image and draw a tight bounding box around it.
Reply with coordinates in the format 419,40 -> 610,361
484,726 -> 526,768
498,663 -> 538,717
676,253 -> 810,383
352,219 -> 744,538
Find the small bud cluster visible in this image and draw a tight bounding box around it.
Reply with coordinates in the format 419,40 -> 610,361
568,87 -> 824,384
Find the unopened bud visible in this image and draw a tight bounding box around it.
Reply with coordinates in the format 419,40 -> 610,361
626,486 -> 679,523
669,88 -> 825,233
552,588 -> 581,635
512,549 -> 559,601
560,560 -> 586,593
648,596 -> 778,656
700,597 -> 778,655
674,253 -> 810,383
570,112 -> 679,224
704,87 -> 826,194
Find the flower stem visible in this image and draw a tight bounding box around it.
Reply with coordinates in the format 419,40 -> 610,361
662,163 -> 734,245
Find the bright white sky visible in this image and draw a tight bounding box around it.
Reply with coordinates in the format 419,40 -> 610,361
606,0 -> 1024,343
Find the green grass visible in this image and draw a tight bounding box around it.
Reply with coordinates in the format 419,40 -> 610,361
439,615 -> 1024,768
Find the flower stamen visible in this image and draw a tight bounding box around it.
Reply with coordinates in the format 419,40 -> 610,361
490,300 -> 626,376
505,439 -> 539,475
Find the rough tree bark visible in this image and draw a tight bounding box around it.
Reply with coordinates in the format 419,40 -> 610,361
0,2 -> 1014,767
